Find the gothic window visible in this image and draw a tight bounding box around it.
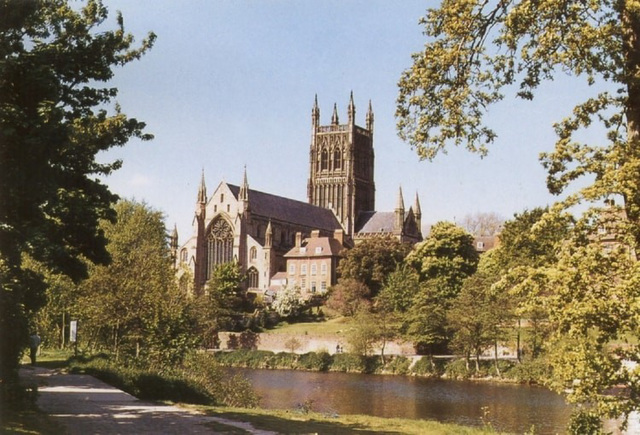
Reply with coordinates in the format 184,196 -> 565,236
250,247 -> 257,261
333,148 -> 342,170
180,248 -> 188,263
321,149 -> 329,170
206,219 -> 234,280
247,267 -> 259,289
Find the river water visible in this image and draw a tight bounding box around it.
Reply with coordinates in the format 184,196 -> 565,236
231,368 -> 573,434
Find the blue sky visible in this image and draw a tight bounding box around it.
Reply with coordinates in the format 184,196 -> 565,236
97,1 -> 589,241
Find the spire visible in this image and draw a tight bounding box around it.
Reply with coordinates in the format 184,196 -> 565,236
239,165 -> 249,201
414,192 -> 422,236
170,224 -> 178,250
331,103 -> 339,125
395,186 -> 405,230
348,91 -> 355,125
197,169 -> 207,204
312,94 -> 320,128
265,220 -> 273,248
366,99 -> 374,133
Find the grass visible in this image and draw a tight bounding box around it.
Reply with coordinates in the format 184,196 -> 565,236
265,315 -> 355,336
184,405 -> 502,434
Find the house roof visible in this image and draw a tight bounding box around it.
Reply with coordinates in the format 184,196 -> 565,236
285,235 -> 345,258
227,184 -> 342,231
355,211 -> 396,234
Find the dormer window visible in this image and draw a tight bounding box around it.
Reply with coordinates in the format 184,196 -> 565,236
300,247 -> 307,254
315,246 -> 323,254
477,242 -> 485,249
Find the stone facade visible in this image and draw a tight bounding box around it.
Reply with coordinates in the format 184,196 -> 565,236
173,93 -> 423,295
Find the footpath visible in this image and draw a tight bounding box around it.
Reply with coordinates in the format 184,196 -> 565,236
18,365 -> 276,434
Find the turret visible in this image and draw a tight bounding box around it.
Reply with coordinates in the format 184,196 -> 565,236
366,99 -> 374,133
170,224 -> 179,266
196,169 -> 207,217
312,94 -> 320,129
395,186 -> 405,230
347,91 -> 355,125
331,103 -> 339,125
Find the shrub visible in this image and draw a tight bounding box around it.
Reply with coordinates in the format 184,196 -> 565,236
411,357 -> 445,377
331,353 -> 366,373
444,358 -> 472,380
298,352 -> 331,371
503,358 -> 551,384
383,356 -> 411,375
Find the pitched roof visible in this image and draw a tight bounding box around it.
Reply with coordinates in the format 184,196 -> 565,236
227,184 -> 342,231
355,211 -> 396,234
285,236 -> 345,258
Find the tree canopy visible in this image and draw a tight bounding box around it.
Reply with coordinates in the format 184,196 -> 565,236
337,236 -> 412,296
396,1 -> 640,246
397,2 -> 640,430
0,0 -> 154,382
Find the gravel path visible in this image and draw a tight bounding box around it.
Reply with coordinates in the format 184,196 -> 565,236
18,365 -> 277,434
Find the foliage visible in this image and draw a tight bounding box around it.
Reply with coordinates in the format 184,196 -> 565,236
448,258 -> 513,374
326,278 -> 371,317
347,309 -> 380,357
410,356 -> 445,377
337,236 -> 411,296
284,337 -> 302,353
68,352 -> 259,408
194,262 -> 245,334
406,221 -> 478,298
74,200 -> 197,366
272,285 -> 304,319
0,0 -> 154,383
404,281 -> 449,355
377,264 -> 420,314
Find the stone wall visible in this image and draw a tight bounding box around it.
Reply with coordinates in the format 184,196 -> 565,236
217,331 -> 415,355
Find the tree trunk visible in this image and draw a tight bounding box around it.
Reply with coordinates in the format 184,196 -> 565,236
622,6 -> 640,251
516,318 -> 521,363
60,312 -> 65,349
494,339 -> 500,377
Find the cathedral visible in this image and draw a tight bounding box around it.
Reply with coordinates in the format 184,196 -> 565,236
173,93 -> 423,295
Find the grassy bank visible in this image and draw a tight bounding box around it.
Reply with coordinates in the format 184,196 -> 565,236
186,405 -> 503,434
210,349 -> 550,384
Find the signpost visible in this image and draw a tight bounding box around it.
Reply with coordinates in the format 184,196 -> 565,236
70,320 -> 78,356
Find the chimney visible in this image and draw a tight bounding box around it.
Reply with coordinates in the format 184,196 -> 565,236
311,230 -> 320,238
333,229 -> 344,245
295,232 -> 302,247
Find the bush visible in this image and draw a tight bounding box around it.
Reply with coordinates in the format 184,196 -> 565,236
411,357 -> 445,377
444,358 -> 472,380
383,356 -> 411,375
331,353 -> 366,373
503,358 -> 551,384
298,352 -> 331,371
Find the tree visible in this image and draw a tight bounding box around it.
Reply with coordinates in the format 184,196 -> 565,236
326,278 -> 371,317
404,281 -> 448,355
0,0 -> 154,382
377,264 -> 420,315
337,236 -> 412,296
272,285 -> 304,319
459,212 -> 504,237
396,4 -> 640,428
405,221 -> 479,299
396,2 -> 640,249
75,200 -> 195,365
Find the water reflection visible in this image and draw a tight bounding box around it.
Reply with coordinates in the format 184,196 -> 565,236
231,368 -> 573,434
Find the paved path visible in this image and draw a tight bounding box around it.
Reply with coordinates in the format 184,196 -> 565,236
18,366 -> 276,434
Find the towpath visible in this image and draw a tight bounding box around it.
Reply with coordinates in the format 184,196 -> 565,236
18,365 -> 276,434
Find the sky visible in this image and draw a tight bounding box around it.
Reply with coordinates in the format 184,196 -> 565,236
96,1 -> 592,242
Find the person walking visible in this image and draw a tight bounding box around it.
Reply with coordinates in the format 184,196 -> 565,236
29,332 -> 41,365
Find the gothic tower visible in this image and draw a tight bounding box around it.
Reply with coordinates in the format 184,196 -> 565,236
307,92 -> 375,236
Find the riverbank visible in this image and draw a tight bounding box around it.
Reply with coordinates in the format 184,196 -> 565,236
209,348 -> 550,384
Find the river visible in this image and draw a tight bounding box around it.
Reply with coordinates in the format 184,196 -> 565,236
231,367 -> 573,434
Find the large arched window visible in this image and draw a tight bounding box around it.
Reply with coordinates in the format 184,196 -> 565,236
207,219 -> 234,279
333,148 -> 342,170
321,149 -> 329,170
247,267 -> 259,289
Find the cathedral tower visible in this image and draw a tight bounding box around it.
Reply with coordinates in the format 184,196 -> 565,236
307,93 -> 375,236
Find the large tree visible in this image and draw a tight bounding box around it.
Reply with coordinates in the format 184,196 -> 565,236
0,0 -> 154,382
75,200 -> 195,366
337,236 -> 412,297
396,2 -> 640,430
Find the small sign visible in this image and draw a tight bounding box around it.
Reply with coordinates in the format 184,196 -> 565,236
70,320 -> 77,343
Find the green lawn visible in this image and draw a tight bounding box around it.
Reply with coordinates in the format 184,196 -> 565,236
265,316 -> 355,336
187,405 -> 503,434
